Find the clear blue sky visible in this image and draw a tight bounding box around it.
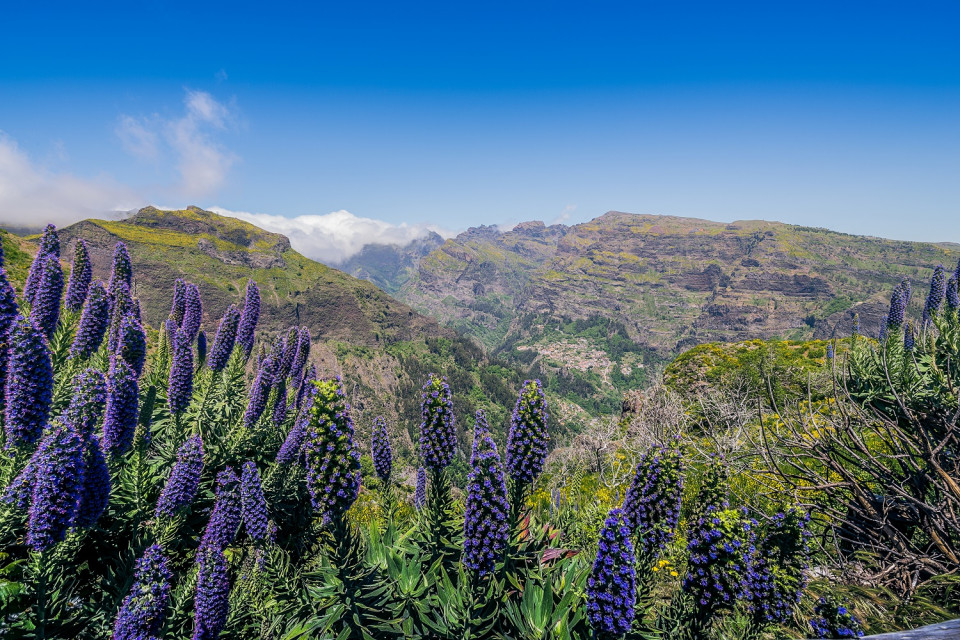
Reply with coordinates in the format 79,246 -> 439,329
1,0 -> 958,258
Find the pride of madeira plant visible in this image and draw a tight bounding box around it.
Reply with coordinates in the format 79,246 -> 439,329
0,221 -> 885,640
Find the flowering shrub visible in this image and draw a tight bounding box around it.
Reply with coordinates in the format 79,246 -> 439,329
810,595 -> 865,638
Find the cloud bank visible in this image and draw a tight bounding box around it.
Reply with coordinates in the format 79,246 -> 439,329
211,207 -> 451,263
0,133 -> 142,228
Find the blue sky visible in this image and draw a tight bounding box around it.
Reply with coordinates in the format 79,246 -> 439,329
1,1 -> 958,261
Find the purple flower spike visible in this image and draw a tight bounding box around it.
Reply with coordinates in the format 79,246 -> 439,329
506,379 -> 550,486
108,241 -> 132,297
0,268 -> 18,414
117,314 -> 147,377
275,414 -> 307,465
922,264 -> 946,326
277,327 -> 299,380
243,355 -> 276,429
463,411 -> 509,577
682,506 -> 756,616
886,279 -> 910,330
304,379 -> 361,521
745,510 -> 809,626
104,357 -> 139,457
70,281 -> 110,360
208,305 -> 240,372
236,280 -> 260,358
65,239 -> 92,312
74,435 -> 111,528
167,323 -> 194,415
26,423 -> 85,551
181,283 -> 203,344
108,283 -> 133,353
24,224 -> 59,303
30,253 -> 63,338
193,547 -> 230,640
946,276 -> 960,311
63,368 -> 107,439
271,379 -> 288,426
155,436 -> 204,518
414,467 -> 427,510
199,467 -> 242,554
289,327 -> 310,385
586,508 -> 636,639
197,330 -> 207,366
294,364 -> 316,411
4,315 -> 53,448
418,374 -> 457,472
113,544 -> 172,640
170,279 -> 186,327
240,462 -> 271,544
371,415 -> 392,484
621,442 -> 684,557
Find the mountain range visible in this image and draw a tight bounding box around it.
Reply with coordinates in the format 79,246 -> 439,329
341,210 -> 960,412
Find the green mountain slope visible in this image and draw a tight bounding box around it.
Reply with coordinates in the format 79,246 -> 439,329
346,210 -> 960,414
9,207 -> 539,479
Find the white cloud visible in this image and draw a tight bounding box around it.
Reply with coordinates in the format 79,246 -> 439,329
210,207 -> 452,263
118,89 -> 238,199
0,133 -> 143,228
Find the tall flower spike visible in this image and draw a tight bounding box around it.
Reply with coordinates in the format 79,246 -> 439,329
947,277 -> 960,312
65,239 -> 92,312
208,305 -> 240,371
155,436 -> 204,518
26,423 -> 85,551
277,326 -> 299,380
30,253 -> 63,338
70,281 -> 110,360
304,379 -> 362,521
117,314 -> 147,377
271,379 -> 288,426
236,279 -> 260,358
586,508 -> 636,639
62,368 -> 107,439
885,280 -> 909,330
199,467 -> 242,553
24,224 -> 59,303
74,435 -> 111,528
181,283 -> 203,344
108,241 -> 132,297
113,544 -> 172,640
506,379 -> 550,486
745,510 -> 809,626
193,546 -> 230,640
922,264 -> 946,325
851,313 -> 860,337
904,321 -> 915,352
0,267 -> 18,414
682,506 -> 756,615
240,462 -> 271,544
289,326 -> 310,384
167,322 -> 194,415
275,412 -> 307,465
170,278 -> 186,326
621,442 -> 684,557
108,282 -> 133,353
418,374 -> 457,472
196,330 -> 207,367
463,411 -> 509,577
414,467 -> 427,510
243,355 -> 276,429
4,315 -> 53,447
104,357 -> 140,457
294,364 -> 317,411
371,415 -> 392,484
